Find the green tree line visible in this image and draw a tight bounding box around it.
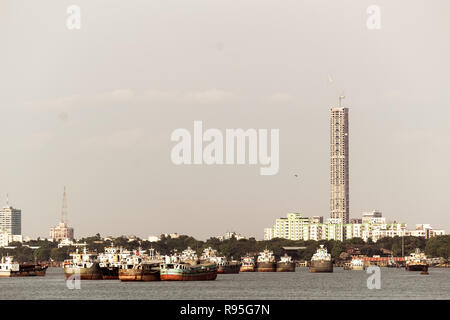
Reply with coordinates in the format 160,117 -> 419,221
1,234 -> 448,263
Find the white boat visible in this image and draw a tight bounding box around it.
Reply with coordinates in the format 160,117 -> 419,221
0,256 -> 20,277
240,254 -> 255,272
405,248 -> 428,272
200,247 -> 218,263
350,258 -> 365,270
310,245 -> 333,273
118,249 -> 162,282
98,246 -> 132,279
63,248 -> 102,280
256,249 -> 276,272
180,247 -> 199,264
276,254 -> 295,272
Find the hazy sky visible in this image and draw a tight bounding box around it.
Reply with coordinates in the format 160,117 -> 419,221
0,0 -> 449,240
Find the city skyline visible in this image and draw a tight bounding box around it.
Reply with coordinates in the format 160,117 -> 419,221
1,1 -> 449,239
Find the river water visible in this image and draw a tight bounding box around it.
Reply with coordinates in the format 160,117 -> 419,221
0,267 -> 448,299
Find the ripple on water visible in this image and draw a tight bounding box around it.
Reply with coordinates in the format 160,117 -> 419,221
0,267 -> 448,300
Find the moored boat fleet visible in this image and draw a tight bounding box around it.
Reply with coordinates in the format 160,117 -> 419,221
61,246 -> 302,281
0,245 -> 433,280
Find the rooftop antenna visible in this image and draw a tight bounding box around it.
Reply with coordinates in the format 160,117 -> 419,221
61,186 -> 68,224
338,93 -> 346,107
6,193 -> 9,207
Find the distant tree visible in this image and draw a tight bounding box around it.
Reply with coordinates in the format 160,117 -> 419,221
331,242 -> 344,259
298,243 -> 318,261
23,233 -> 444,262
34,247 -> 51,262
50,248 -> 69,262
425,235 -> 450,259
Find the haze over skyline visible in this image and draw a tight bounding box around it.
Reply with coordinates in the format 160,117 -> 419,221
0,0 -> 449,240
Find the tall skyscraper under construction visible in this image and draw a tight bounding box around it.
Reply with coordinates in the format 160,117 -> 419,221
330,96 -> 349,224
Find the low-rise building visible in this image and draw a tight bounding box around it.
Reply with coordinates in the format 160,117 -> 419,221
50,222 -> 74,241
217,231 -> 246,241
362,210 -> 384,224
406,224 -> 445,239
8,234 -> 23,243
148,235 -> 161,242
163,233 -> 180,239
58,239 -> 87,248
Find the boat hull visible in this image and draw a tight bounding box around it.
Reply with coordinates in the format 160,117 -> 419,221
0,264 -> 48,277
310,260 -> 333,273
218,263 -> 240,274
36,265 -> 48,276
160,271 -> 217,281
64,263 -> 102,280
256,262 -> 276,272
240,265 -> 255,272
0,271 -> 18,277
160,264 -> 217,281
406,264 -> 428,272
100,266 -> 119,280
276,262 -> 296,272
351,265 -> 365,271
119,269 -> 160,281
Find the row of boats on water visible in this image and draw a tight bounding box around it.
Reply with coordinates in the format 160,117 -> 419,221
0,246 -> 430,279
63,247 -> 298,281
342,247 -> 430,273
0,256 -> 48,277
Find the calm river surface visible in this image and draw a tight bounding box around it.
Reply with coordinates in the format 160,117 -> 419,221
0,267 -> 449,299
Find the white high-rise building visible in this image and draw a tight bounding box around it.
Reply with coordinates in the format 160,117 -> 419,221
0,230 -> 9,247
264,213 -> 324,241
264,212 -> 444,243
0,196 -> 21,236
330,98 -> 350,224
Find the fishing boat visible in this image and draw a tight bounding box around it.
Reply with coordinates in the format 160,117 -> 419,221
276,254 -> 296,272
180,247 -> 199,265
405,248 -> 428,272
160,254 -> 217,281
256,249 -> 276,272
310,245 -> 333,273
0,256 -> 20,277
349,257 -> 365,271
0,256 -> 48,277
200,247 -> 218,264
240,254 -> 256,272
118,248 -> 163,281
98,246 -> 131,280
200,247 -> 240,273
63,248 -> 102,280
214,256 -> 241,274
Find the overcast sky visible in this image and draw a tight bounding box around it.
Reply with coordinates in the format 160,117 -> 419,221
0,0 -> 449,240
